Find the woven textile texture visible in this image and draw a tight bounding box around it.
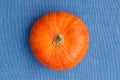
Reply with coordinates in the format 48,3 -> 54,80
0,0 -> 120,80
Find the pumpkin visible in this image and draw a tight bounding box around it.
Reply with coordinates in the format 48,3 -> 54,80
30,12 -> 89,70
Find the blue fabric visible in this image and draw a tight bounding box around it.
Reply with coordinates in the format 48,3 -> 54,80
0,0 -> 120,80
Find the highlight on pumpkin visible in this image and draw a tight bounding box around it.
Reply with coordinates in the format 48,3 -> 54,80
30,12 -> 89,70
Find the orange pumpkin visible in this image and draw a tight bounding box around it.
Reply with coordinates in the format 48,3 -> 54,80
30,12 -> 89,70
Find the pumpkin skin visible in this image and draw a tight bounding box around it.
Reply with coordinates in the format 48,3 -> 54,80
30,12 -> 89,70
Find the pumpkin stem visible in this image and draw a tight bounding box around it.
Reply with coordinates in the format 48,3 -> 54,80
53,34 -> 64,46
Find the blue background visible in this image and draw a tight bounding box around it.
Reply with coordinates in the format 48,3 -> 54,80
0,0 -> 120,80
